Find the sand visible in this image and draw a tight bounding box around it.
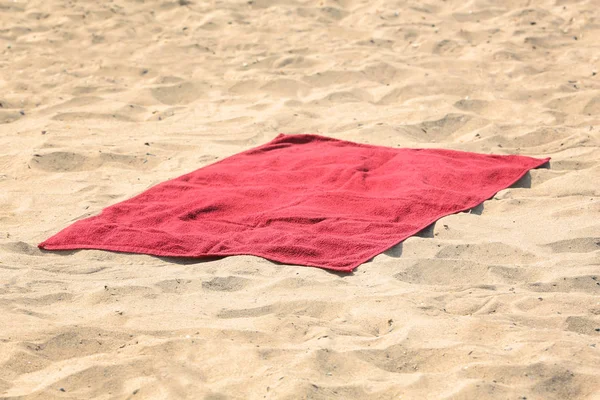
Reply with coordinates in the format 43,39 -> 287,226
1,0 -> 599,398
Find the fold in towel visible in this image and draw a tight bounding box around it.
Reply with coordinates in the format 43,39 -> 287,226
39,134 -> 549,272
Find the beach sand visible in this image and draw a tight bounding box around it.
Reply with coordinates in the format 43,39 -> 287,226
1,0 -> 599,398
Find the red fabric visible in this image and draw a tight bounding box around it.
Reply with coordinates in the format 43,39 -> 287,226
39,134 -> 549,272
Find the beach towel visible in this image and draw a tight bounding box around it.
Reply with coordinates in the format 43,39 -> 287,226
39,134 -> 549,272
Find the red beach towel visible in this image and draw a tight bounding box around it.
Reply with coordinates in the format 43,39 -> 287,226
39,134 -> 549,272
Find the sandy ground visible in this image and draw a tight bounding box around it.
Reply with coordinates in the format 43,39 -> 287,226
1,0 -> 599,398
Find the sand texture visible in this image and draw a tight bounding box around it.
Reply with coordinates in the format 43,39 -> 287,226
1,0 -> 600,398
